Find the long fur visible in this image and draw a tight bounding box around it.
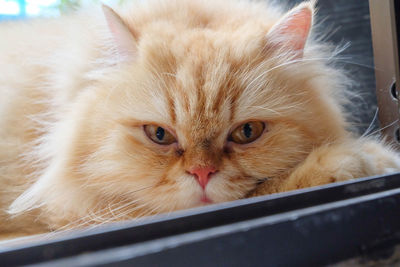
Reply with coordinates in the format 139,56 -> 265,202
0,0 -> 399,238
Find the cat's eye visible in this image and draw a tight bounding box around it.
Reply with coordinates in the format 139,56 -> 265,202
144,125 -> 176,145
229,121 -> 265,144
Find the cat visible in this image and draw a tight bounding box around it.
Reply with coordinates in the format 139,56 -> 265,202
0,0 -> 399,239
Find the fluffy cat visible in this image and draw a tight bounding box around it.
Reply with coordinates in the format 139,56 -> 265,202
0,0 -> 399,239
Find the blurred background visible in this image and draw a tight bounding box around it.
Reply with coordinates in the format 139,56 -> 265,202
0,0 -> 124,19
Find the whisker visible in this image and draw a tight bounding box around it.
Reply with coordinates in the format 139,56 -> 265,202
244,56 -> 347,93
364,119 -> 399,138
361,107 -> 379,138
47,185 -> 155,234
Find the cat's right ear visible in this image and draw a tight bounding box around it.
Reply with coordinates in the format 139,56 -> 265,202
102,5 -> 138,61
265,1 -> 314,58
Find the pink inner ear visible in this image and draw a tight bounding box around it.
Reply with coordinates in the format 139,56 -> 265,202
102,5 -> 138,61
280,8 -> 312,51
267,4 -> 313,54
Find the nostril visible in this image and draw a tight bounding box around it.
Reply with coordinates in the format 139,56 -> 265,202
207,170 -> 218,179
186,170 -> 198,178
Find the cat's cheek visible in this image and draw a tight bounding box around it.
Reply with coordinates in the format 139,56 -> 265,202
158,173 -> 204,209
205,175 -> 256,203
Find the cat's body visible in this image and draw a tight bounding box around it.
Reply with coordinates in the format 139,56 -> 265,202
0,0 -> 399,239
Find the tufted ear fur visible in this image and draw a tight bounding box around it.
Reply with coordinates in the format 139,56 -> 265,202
102,5 -> 138,61
266,1 -> 313,57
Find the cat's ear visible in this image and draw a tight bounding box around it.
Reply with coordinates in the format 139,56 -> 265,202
102,5 -> 138,61
265,1 -> 313,57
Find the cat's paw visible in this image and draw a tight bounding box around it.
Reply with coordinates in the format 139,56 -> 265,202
362,141 -> 400,174
262,139 -> 400,194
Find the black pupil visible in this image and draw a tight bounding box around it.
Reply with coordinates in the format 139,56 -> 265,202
156,127 -> 165,141
243,123 -> 252,138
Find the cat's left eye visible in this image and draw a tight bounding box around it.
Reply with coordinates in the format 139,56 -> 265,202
144,125 -> 177,145
229,121 -> 265,144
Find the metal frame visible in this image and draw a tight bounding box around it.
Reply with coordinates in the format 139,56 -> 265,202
370,0 -> 400,144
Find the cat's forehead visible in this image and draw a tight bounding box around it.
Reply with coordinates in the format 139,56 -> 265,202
122,29 -> 293,136
142,31 -> 265,116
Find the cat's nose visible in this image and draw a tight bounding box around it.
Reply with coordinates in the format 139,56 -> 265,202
188,166 -> 217,189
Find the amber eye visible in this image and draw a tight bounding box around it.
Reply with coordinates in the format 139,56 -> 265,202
229,121 -> 265,144
144,125 -> 176,145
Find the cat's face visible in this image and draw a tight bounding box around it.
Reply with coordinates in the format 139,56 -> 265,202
10,1 -> 347,227
66,3 -> 341,219
81,38 -> 313,214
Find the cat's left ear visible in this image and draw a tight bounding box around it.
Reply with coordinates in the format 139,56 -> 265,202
265,1 -> 314,58
102,5 -> 138,61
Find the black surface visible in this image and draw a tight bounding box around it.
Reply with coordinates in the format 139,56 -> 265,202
320,0 -> 377,134
93,189 -> 400,267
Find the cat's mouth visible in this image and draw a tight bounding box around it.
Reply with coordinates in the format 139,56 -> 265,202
200,193 -> 213,204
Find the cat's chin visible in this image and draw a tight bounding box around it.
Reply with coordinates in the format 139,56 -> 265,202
200,194 -> 213,204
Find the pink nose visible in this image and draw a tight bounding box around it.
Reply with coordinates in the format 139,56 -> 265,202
188,166 -> 217,189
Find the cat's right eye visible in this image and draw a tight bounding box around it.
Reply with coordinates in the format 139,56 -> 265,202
229,121 -> 265,144
144,125 -> 177,145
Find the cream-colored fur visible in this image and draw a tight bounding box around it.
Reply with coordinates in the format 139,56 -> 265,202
251,140 -> 400,195
0,0 -> 399,239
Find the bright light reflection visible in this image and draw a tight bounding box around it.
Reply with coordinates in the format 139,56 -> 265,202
26,0 -> 58,5
26,3 -> 40,15
26,0 -> 59,16
0,0 -> 20,15
0,0 -> 124,17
